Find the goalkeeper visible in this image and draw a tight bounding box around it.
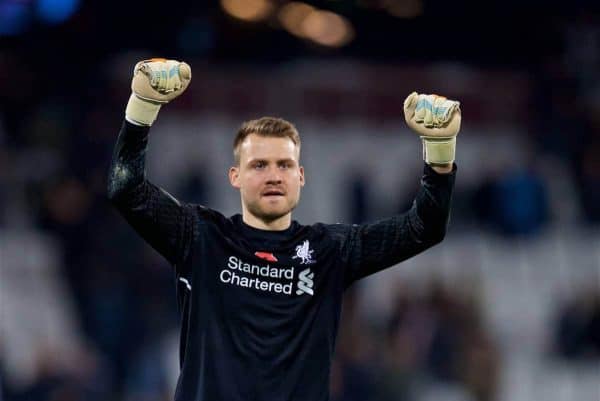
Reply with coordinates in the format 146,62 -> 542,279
108,59 -> 459,401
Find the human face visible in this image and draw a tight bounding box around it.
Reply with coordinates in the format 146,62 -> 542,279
229,134 -> 305,227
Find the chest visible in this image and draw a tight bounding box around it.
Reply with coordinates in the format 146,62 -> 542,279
190,231 -> 343,322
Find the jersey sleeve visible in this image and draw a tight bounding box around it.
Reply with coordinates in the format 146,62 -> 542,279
107,120 -> 199,269
329,163 -> 456,286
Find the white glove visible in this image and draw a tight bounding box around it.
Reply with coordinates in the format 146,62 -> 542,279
403,92 -> 461,165
125,58 -> 191,126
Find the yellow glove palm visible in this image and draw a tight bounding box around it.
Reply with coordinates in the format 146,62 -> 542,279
403,92 -> 461,165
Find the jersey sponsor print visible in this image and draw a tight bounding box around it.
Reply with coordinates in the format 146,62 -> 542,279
220,240 -> 316,296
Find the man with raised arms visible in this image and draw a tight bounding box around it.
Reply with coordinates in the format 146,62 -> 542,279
107,58 -> 460,401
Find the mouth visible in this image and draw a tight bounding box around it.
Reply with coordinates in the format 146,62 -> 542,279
262,190 -> 285,197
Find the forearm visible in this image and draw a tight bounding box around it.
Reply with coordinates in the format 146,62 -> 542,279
106,119 -> 195,266
344,162 -> 456,282
413,162 -> 456,239
107,120 -> 150,201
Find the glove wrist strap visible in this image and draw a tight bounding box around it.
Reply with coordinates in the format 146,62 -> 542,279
125,93 -> 162,126
421,136 -> 456,165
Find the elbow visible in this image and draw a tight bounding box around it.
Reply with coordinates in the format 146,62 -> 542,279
106,164 -> 132,202
106,168 -> 146,206
414,199 -> 451,247
106,178 -> 123,203
430,225 -> 447,245
106,181 -> 119,202
415,206 -> 450,247
423,220 -> 448,247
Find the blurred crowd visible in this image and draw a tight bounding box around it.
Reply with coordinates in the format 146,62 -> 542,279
331,281 -> 500,401
1,8 -> 600,401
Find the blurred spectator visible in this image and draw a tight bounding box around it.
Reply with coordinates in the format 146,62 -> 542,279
9,346 -> 110,401
471,164 -> 549,236
176,170 -> 210,206
346,169 -> 370,224
331,290 -> 377,401
332,279 -> 501,401
553,286 -> 600,360
574,140 -> 600,223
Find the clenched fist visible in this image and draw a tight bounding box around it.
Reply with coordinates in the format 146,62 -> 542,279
125,58 -> 192,126
403,92 -> 461,165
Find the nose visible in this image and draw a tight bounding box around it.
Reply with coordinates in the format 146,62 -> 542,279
266,166 -> 282,184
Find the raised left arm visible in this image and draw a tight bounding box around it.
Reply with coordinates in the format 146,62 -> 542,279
337,162 -> 456,284
337,91 -> 461,284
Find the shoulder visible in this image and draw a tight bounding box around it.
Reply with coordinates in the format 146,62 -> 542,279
309,222 -> 356,244
187,204 -> 232,229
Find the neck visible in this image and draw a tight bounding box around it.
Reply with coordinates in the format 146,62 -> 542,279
242,211 -> 292,231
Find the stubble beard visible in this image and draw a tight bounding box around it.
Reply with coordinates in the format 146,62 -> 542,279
246,195 -> 300,223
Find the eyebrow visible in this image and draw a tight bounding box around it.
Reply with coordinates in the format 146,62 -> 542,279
248,158 -> 297,164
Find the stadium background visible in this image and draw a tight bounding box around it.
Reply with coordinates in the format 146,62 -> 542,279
1,1 -> 599,400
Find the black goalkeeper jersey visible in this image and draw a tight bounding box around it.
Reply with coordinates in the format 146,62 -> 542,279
107,120 -> 456,401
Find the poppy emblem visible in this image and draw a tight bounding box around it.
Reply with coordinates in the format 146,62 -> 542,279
254,251 -> 278,262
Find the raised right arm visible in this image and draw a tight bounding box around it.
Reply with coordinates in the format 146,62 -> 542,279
107,59 -> 195,267
107,120 -> 198,267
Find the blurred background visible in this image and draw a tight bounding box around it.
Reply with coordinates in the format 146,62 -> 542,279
1,1 -> 599,400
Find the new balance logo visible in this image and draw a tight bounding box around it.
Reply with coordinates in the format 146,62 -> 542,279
296,268 -> 314,296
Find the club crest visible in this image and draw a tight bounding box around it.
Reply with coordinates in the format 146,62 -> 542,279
292,240 -> 315,265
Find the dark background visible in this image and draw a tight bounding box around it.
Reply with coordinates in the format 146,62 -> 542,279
1,1 -> 599,401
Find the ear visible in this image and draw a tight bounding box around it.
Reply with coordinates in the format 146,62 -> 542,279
299,166 -> 305,187
229,166 -> 240,189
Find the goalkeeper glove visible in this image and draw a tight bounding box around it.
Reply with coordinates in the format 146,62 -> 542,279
403,92 -> 461,165
125,58 -> 192,126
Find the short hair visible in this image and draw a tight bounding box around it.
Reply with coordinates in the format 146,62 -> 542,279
233,117 -> 301,165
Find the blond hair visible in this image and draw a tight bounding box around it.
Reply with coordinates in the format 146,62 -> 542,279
233,117 -> 301,164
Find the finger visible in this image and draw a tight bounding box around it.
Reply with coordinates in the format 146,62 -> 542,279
179,62 -> 191,80
432,97 -> 459,126
432,96 -> 447,126
403,91 -> 419,123
419,96 -> 434,127
427,111 -> 462,137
